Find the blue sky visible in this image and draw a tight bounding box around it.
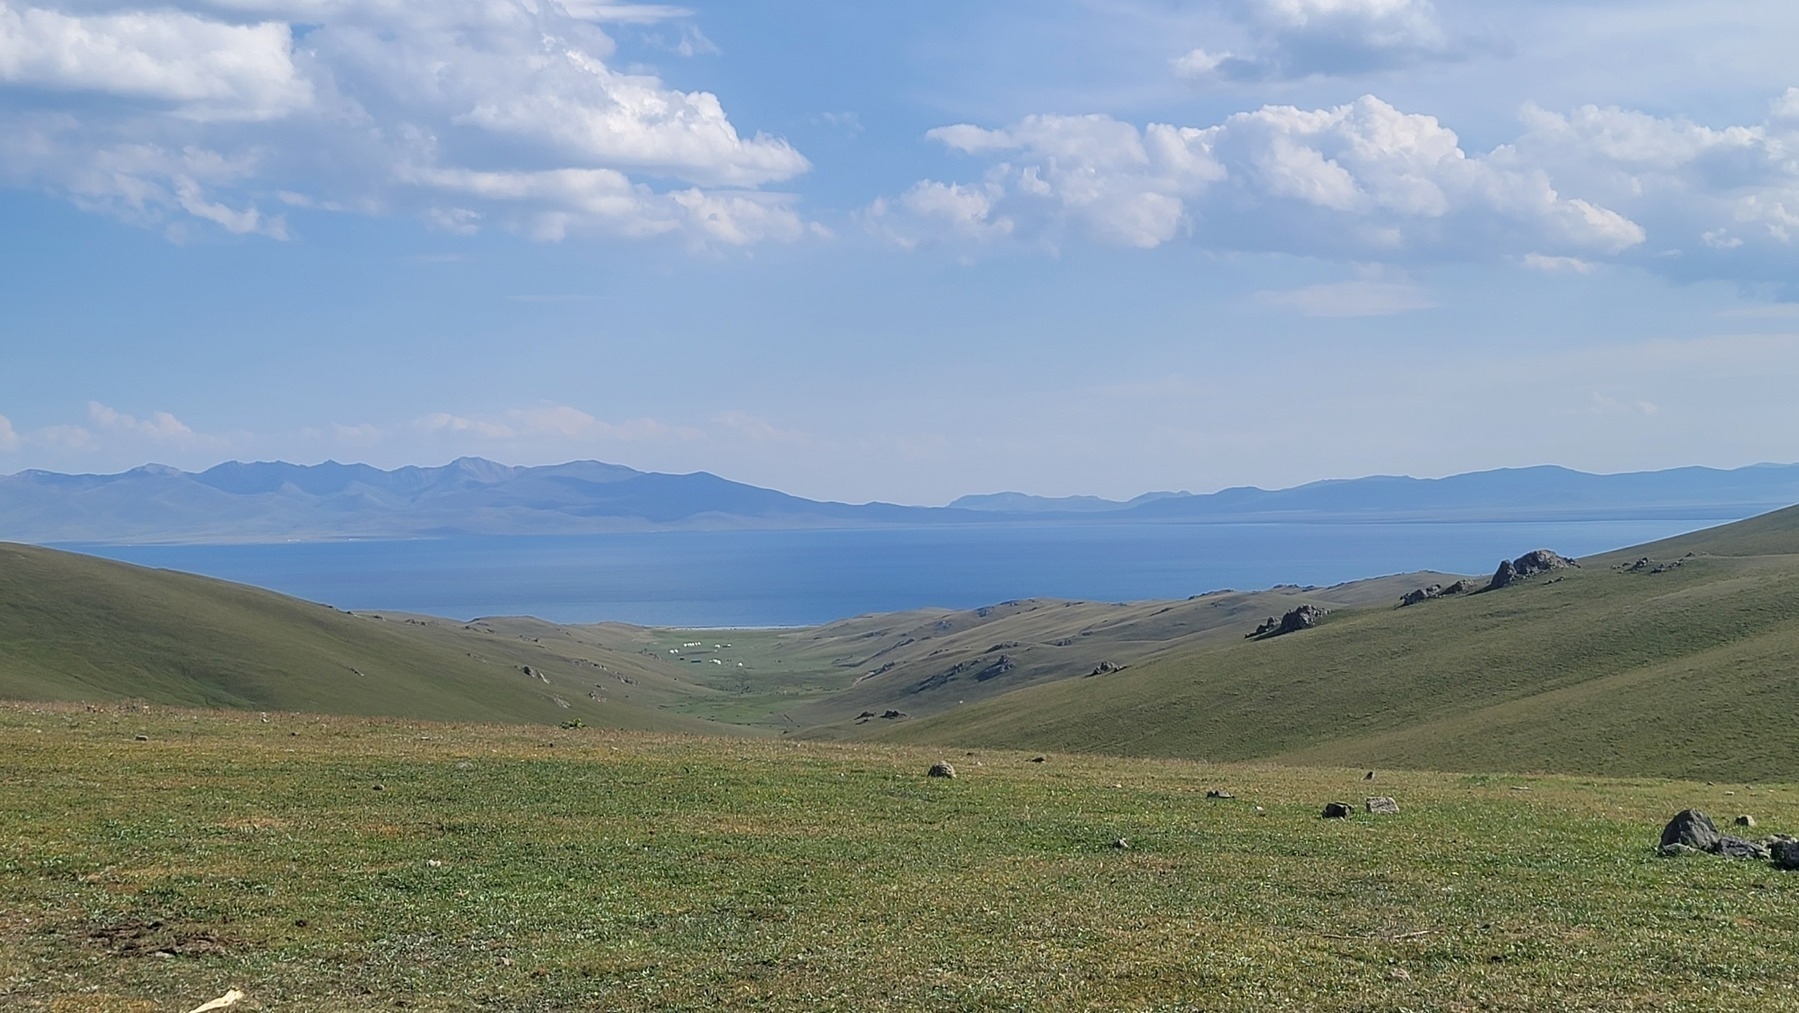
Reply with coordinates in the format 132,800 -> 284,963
3,0 -> 1799,504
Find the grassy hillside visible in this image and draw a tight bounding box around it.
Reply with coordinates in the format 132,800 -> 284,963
6,703 -> 1798,1011
876,505 -> 1799,781
773,574 -> 1458,733
0,542 -> 725,733
12,501 -> 1799,782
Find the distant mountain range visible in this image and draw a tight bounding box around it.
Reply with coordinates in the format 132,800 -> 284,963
3,457 -> 1798,544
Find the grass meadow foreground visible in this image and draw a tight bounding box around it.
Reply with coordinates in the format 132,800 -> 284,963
4,704 -> 1798,1012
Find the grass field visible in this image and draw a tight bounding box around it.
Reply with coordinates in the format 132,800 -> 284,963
5,702 -> 1799,1012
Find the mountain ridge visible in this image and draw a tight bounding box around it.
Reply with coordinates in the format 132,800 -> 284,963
5,457 -> 1799,543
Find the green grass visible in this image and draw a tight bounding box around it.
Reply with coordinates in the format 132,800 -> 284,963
0,543 -> 730,734
5,703 -> 1799,1011
875,510 -> 1799,781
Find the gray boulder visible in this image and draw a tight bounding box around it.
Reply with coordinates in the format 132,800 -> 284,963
1322,801 -> 1352,819
1772,840 -> 1799,871
1660,809 -> 1721,852
1365,796 -> 1400,815
927,761 -> 956,779
1715,836 -> 1771,860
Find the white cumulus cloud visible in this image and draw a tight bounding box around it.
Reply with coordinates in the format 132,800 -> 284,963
0,2 -> 312,120
875,95 -> 1645,263
0,0 -> 811,245
1496,93 -> 1799,282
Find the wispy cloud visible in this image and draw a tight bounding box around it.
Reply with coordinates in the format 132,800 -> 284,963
413,405 -> 701,444
1254,278 -> 1436,317
1173,0 -> 1472,85
1520,253 -> 1597,274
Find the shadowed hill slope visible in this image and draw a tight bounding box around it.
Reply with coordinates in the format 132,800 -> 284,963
0,543 -> 727,732
872,504 -> 1799,781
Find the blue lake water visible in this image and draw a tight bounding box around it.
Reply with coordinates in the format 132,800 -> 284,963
64,516 -> 1732,628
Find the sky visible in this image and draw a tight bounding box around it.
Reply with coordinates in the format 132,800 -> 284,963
3,0 -> 1799,505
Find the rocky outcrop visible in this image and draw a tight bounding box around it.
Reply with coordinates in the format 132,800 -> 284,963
975,655 -> 1018,682
1486,549 -> 1579,591
1249,605 -> 1329,639
1657,811 -> 1799,866
1399,585 -> 1442,607
1400,579 -> 1484,606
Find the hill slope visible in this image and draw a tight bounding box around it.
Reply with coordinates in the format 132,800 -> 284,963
873,504 -> 1799,781
0,542 -> 728,731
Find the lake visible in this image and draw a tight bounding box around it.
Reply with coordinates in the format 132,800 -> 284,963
62,515 -> 1733,628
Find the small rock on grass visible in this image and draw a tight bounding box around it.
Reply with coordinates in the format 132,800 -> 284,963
1322,801 -> 1352,819
927,762 -> 956,779
1772,840 -> 1799,871
1736,814 -> 1757,828
1365,796 -> 1400,815
1206,789 -> 1235,799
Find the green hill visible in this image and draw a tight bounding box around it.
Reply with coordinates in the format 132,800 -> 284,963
871,505 -> 1799,781
12,502 -> 1799,781
0,542 -> 726,732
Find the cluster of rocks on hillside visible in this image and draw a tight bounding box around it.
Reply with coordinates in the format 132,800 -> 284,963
1246,604 -> 1329,639
1487,549 -> 1579,590
1398,579 -> 1483,607
1394,549 -> 1580,608
1622,554 -> 1693,575
1660,809 -> 1799,867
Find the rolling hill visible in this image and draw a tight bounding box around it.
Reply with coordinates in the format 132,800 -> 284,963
868,503 -> 1799,781
10,497 -> 1799,782
0,542 -> 732,732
